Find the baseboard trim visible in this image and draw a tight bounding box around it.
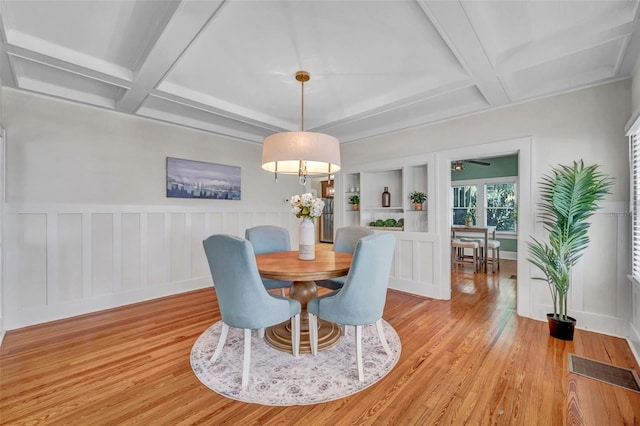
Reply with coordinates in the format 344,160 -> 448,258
5,276 -> 212,331
628,322 -> 640,367
389,277 -> 442,299
532,303 -> 628,338
501,251 -> 517,260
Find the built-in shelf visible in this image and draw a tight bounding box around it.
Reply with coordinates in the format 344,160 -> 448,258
364,207 -> 404,211
333,154 -> 438,302
367,226 -> 404,231
337,162 -> 430,232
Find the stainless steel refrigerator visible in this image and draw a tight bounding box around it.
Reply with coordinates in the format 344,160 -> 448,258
319,198 -> 334,243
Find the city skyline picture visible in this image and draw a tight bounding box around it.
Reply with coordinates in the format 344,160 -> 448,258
166,157 -> 241,200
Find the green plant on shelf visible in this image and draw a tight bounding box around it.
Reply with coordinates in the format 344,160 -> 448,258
409,191 -> 427,204
369,218 -> 403,228
349,195 -> 360,205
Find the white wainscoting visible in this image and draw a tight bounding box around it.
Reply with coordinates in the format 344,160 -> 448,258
386,231 -> 442,299
629,277 -> 640,364
3,203 -> 296,330
530,202 -> 631,338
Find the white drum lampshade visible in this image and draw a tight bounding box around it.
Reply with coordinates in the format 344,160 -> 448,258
261,71 -> 341,182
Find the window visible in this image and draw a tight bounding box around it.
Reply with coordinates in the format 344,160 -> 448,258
452,178 -> 517,232
631,130 -> 640,281
452,185 -> 477,225
486,183 -> 517,231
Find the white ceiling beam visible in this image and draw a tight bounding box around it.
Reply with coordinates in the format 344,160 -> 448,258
0,13 -> 17,87
156,81 -> 293,130
115,0 -> 227,114
495,19 -> 640,74
4,44 -> 132,89
7,30 -> 134,81
418,0 -> 511,106
149,90 -> 285,134
137,105 -> 267,144
620,25 -> 640,75
0,50 -> 17,87
313,79 -> 477,133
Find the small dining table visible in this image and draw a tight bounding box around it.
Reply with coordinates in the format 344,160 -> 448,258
451,225 -> 496,272
255,250 -> 353,354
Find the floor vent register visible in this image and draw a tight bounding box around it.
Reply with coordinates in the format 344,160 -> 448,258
568,353 -> 640,393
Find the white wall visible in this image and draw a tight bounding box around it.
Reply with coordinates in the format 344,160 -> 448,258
0,70 -> 3,124
1,88 -> 302,330
0,78 -> 3,343
343,81 -> 630,201
343,80 -> 632,338
0,80 -> 634,341
3,89 -> 298,206
632,65 -> 640,115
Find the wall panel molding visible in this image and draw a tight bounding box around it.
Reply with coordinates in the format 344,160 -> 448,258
4,202 -> 292,330
531,201 -> 631,336
388,231 -> 441,299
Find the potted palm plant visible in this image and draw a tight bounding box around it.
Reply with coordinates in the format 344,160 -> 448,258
527,160 -> 612,340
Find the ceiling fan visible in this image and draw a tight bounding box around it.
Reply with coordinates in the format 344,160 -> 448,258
451,159 -> 491,171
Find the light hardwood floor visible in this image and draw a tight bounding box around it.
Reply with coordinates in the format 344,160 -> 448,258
1,259 -> 639,425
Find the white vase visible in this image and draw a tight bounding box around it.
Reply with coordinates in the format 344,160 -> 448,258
298,217 -> 315,260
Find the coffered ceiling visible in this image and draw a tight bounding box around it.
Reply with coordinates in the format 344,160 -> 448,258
1,0 -> 639,144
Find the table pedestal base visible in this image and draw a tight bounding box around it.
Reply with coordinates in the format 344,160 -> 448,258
265,317 -> 342,354
265,279 -> 341,353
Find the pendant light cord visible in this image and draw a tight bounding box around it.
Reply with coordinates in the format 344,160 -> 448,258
300,76 -> 304,132
298,72 -> 307,183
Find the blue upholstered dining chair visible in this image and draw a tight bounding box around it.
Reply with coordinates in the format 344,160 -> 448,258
202,234 -> 301,389
316,226 -> 374,290
245,225 -> 292,297
307,232 -> 396,381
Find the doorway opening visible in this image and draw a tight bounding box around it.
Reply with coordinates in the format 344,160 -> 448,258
450,154 -> 519,310
436,136 -> 532,317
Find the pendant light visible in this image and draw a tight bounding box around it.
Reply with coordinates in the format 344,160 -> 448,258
261,71 -> 341,184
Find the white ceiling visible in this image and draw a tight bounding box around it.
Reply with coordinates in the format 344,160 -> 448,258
1,0 -> 639,144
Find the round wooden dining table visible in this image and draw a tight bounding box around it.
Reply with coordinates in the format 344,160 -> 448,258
255,250 -> 352,354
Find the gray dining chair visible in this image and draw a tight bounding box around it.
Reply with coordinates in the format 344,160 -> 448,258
203,234 -> 301,388
316,225 -> 374,290
245,225 -> 293,296
307,232 -> 396,381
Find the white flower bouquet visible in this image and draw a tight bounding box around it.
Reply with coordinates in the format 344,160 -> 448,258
290,193 -> 325,219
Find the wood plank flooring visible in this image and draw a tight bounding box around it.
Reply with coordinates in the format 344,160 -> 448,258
1,260 -> 639,425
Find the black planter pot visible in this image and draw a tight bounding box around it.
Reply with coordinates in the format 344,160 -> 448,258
547,314 -> 577,341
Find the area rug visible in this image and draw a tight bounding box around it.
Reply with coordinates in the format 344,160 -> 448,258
191,320 -> 401,405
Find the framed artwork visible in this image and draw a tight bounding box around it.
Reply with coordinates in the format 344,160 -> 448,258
166,157 -> 241,200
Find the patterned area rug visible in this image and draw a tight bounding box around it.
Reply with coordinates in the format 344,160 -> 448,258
191,320 -> 401,406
